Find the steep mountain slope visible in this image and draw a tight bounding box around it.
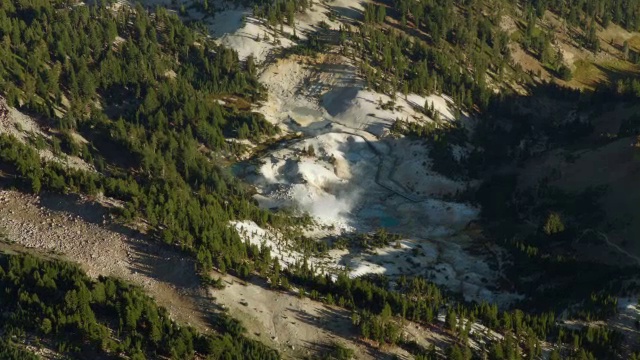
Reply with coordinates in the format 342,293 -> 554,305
3,0 -> 640,359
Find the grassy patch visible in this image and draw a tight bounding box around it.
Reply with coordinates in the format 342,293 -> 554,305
570,59 -> 604,88
599,58 -> 640,76
626,35 -> 640,51
509,29 -> 522,42
570,59 -> 640,89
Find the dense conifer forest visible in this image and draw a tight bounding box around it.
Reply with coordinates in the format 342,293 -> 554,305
0,253 -> 278,359
0,0 -> 291,278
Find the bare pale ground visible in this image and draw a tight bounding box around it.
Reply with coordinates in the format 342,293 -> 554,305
258,53 -> 456,134
0,190 -> 214,333
236,47 -> 521,306
210,272 -> 452,359
609,297 -> 640,357
200,0 -> 527,306
133,0 -> 346,63
235,127 -> 520,305
0,2 -> 465,353
0,190 -> 446,359
0,97 -> 94,173
7,0 -> 606,356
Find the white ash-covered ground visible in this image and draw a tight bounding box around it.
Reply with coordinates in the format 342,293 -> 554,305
72,0 -> 527,317
200,0 -> 524,307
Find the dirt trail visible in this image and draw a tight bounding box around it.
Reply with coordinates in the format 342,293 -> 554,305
576,229 -> 640,266
0,190 -> 215,333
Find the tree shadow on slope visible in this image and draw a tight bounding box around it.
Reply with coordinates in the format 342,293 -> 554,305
331,6 -> 364,22
35,191 -> 230,331
322,86 -> 361,116
38,192 -> 146,247
124,238 -> 237,332
287,305 -> 404,359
